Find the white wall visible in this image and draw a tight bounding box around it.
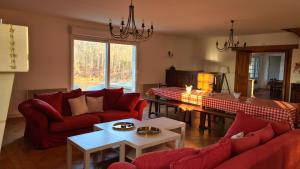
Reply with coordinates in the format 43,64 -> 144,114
0,8 -> 197,118
195,32 -> 300,93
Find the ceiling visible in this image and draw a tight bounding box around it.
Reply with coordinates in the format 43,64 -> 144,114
1,0 -> 300,37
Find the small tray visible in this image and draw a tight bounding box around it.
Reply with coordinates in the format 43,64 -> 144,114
112,122 -> 135,131
136,126 -> 161,135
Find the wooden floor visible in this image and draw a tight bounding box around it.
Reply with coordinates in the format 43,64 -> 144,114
0,106 -> 232,169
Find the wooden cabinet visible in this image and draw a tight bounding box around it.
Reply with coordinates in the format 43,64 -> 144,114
290,83 -> 300,103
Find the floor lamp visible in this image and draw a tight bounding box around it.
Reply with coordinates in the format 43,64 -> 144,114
0,21 -> 29,151
220,66 -> 231,94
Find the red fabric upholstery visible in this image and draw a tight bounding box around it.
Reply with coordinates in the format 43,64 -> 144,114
49,114 -> 100,133
34,92 -> 63,114
31,99 -> 64,122
231,135 -> 260,155
132,148 -> 197,169
170,140 -> 231,169
108,162 -> 137,169
18,89 -> 146,149
116,93 -> 140,112
271,122 -> 291,136
215,130 -> 300,169
94,109 -> 139,122
62,89 -> 83,116
105,88 -> 124,109
246,124 -> 274,144
224,111 -> 268,138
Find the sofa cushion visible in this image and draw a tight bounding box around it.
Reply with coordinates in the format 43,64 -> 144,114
34,92 -> 63,114
68,95 -> 89,116
171,139 -> 231,169
224,111 -> 268,139
271,122 -> 291,136
32,99 -> 64,122
116,93 -> 140,112
105,88 -> 124,109
62,89 -> 82,116
94,109 -> 138,122
49,114 -> 100,133
86,96 -> 104,113
231,135 -> 260,156
133,148 -> 197,169
246,124 -> 274,144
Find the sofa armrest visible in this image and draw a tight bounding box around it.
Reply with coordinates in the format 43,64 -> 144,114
135,99 -> 147,120
18,100 -> 50,148
108,162 -> 137,169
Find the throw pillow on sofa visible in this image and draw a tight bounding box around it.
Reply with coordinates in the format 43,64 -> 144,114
105,88 -> 124,109
116,93 -> 140,112
86,96 -> 104,113
132,148 -> 198,169
170,139 -> 231,169
230,134 -> 260,156
34,92 -> 63,114
68,95 -> 88,116
32,99 -> 64,122
224,111 -> 291,138
62,89 -> 83,116
246,124 -> 275,144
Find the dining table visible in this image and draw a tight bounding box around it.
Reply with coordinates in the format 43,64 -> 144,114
147,87 -> 297,128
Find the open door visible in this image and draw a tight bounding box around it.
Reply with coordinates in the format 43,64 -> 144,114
234,51 -> 250,96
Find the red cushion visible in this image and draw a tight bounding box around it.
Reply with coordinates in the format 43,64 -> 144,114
32,99 -> 64,122
108,162 -> 137,169
133,148 -> 197,169
231,135 -> 260,155
224,111 -> 269,138
94,110 -> 138,122
105,88 -> 124,109
271,122 -> 291,136
34,92 -> 63,114
171,139 -> 231,169
246,124 -> 274,144
49,114 -> 100,133
116,93 -> 140,112
62,89 -> 82,116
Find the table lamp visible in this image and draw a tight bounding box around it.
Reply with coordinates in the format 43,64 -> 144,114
0,20 -> 29,151
219,66 -> 230,94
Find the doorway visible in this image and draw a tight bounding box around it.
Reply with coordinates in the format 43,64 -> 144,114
234,44 -> 298,101
248,53 -> 285,100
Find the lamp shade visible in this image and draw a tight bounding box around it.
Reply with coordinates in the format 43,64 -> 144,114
219,66 -> 230,74
0,24 -> 29,72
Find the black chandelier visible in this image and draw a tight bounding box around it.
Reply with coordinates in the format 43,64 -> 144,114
109,0 -> 154,41
216,20 -> 246,51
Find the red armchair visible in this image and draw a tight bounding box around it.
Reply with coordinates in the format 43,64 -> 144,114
18,88 -> 147,149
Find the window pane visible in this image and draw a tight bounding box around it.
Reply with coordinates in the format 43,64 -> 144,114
109,43 -> 136,92
73,40 -> 106,91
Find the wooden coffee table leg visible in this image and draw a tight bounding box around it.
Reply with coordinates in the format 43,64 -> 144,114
84,152 -> 90,169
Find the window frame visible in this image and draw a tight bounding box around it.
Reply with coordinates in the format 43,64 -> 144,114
70,35 -> 139,92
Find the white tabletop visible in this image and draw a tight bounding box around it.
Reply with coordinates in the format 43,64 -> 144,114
142,117 -> 186,130
68,130 -> 124,151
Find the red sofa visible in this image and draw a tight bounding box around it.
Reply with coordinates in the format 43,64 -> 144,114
108,112 -> 300,169
18,88 -> 147,149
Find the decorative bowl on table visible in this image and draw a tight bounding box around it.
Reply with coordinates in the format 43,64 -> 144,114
136,126 -> 161,135
233,92 -> 241,99
112,122 -> 135,131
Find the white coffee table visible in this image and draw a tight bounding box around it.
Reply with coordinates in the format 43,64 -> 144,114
94,117 -> 184,159
67,130 -> 125,169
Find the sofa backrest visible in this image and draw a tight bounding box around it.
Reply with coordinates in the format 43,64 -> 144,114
215,130 -> 300,169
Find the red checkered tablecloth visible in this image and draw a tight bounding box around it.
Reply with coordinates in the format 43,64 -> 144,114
147,87 -> 206,105
202,93 -> 297,128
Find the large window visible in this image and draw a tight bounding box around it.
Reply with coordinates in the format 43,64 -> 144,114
249,57 -> 259,79
72,39 -> 137,92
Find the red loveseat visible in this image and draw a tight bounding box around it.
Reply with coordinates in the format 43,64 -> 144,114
18,88 -> 147,149
108,112 -> 300,169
